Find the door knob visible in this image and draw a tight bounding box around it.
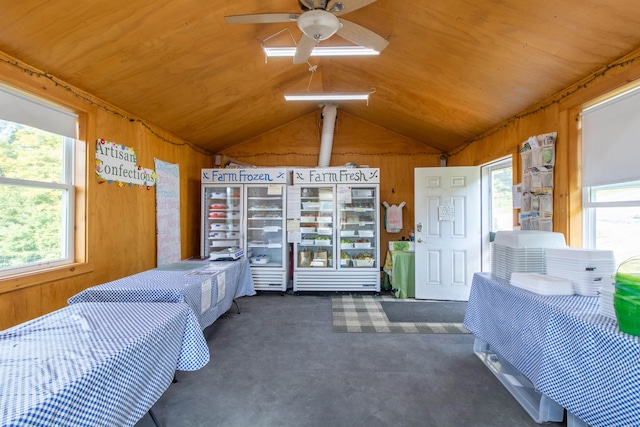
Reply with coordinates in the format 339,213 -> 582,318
417,238 -> 423,243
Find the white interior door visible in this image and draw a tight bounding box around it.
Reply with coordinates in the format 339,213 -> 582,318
414,166 -> 481,301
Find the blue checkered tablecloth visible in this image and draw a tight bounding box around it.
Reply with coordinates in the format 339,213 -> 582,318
68,258 -> 255,329
464,273 -> 640,427
0,302 -> 209,427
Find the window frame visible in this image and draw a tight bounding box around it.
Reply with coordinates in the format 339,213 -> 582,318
582,181 -> 640,254
0,82 -> 91,293
481,155 -> 513,271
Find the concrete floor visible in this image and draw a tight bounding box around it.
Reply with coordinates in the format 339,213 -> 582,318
136,293 -> 567,427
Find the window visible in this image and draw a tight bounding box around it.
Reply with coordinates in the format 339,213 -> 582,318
583,181 -> 640,265
486,159 -> 514,233
0,85 -> 77,276
581,85 -> 640,266
481,156 -> 513,270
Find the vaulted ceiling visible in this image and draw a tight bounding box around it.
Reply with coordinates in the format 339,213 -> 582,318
2,1 -> 640,154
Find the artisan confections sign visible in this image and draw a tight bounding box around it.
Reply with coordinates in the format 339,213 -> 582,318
95,139 -> 156,188
292,168 -> 379,184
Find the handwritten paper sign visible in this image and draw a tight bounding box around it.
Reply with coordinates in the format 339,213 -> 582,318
201,278 -> 212,314
155,159 -> 181,265
95,139 -> 156,188
201,168 -> 288,184
292,168 -> 379,184
217,273 -> 226,304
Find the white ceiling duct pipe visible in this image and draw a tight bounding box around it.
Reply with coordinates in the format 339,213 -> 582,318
318,104 -> 337,167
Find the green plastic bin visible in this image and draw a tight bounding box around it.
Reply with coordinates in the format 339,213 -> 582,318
613,289 -> 640,336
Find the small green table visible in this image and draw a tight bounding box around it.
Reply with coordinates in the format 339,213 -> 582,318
383,250 -> 415,298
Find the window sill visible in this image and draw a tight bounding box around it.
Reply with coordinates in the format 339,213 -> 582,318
0,262 -> 94,295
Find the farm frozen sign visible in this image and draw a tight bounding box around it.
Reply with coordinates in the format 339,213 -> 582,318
201,168 -> 288,184
293,168 -> 379,184
95,139 -> 156,188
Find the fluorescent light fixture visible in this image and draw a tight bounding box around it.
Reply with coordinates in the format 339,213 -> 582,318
284,93 -> 370,101
264,46 -> 380,57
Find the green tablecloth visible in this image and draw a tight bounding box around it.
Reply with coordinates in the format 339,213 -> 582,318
383,250 -> 415,298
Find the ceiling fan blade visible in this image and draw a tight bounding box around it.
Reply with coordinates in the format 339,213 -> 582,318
327,0 -> 376,16
293,35 -> 317,64
224,13 -> 300,24
336,18 -> 389,52
299,0 -> 315,11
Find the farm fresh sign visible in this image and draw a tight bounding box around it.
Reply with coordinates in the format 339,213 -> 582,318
292,168 -> 379,184
95,139 -> 156,188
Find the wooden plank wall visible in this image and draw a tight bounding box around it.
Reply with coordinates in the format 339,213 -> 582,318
0,53 -> 213,329
218,110 -> 442,254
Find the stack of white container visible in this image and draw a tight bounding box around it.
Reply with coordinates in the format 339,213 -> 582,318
598,282 -> 617,319
491,230 -> 567,280
545,248 -> 616,296
510,272 -> 574,295
544,248 -> 616,316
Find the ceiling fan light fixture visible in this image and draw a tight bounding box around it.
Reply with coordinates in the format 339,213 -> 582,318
297,10 -> 341,41
284,92 -> 370,101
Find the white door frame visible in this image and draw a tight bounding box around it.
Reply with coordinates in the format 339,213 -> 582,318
414,166 -> 481,301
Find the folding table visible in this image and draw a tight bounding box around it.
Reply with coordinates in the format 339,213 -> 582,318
464,273 -> 640,427
68,258 -> 255,329
0,302 -> 209,427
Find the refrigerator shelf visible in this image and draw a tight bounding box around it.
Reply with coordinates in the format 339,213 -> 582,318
248,243 -> 282,248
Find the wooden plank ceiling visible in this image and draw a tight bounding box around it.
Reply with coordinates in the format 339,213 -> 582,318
1,0 -> 639,154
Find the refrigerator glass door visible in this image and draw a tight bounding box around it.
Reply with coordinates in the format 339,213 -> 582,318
338,186 -> 377,269
246,185 -> 284,267
297,186 -> 334,268
204,185 -> 242,258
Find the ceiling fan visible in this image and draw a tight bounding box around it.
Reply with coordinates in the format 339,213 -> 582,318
224,0 -> 389,64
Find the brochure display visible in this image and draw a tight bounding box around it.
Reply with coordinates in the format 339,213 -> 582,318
201,168 -> 290,292
518,132 -> 556,231
291,168 -> 380,292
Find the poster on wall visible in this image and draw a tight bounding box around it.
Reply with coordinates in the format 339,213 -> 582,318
95,139 -> 156,188
155,159 -> 181,266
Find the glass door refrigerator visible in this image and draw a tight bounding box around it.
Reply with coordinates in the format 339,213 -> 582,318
291,168 -> 380,292
201,168 -> 290,292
